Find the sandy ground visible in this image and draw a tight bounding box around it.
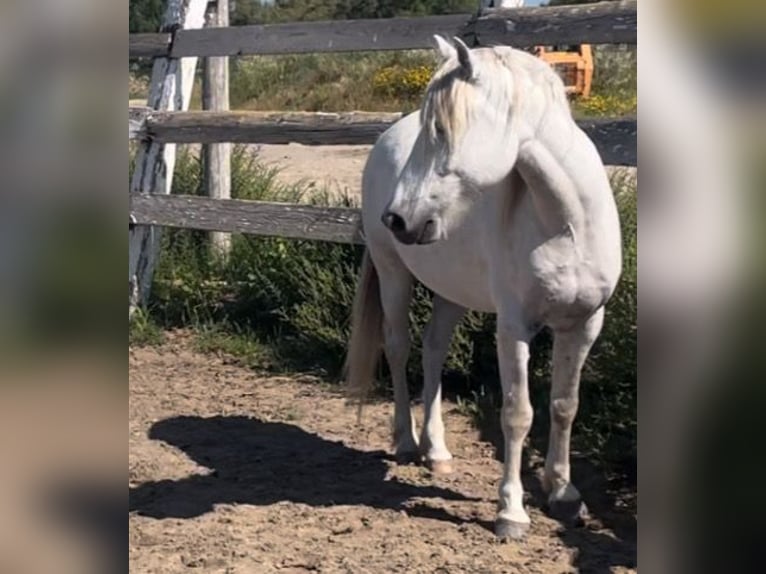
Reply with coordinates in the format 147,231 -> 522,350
129,332 -> 636,573
250,143 -> 636,200
254,144 -> 371,200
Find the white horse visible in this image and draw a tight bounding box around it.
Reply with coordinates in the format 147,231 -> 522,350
346,37 -> 622,539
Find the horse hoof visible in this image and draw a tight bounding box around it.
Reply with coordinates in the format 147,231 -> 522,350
495,518 -> 529,541
426,459 -> 454,475
547,499 -> 589,527
394,450 -> 421,465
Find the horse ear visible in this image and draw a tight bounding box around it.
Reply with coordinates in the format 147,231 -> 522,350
433,35 -> 455,62
453,37 -> 477,81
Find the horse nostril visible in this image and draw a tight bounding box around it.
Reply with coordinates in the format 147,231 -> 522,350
390,214 -> 406,233
382,211 -> 407,233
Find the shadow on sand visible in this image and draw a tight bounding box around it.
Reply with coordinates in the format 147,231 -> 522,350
130,415 -> 475,525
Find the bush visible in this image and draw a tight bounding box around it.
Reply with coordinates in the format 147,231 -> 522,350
229,51 -> 438,112
372,64 -> 436,100
573,92 -> 637,117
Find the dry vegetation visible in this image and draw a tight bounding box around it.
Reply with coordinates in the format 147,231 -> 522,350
129,45 -> 636,117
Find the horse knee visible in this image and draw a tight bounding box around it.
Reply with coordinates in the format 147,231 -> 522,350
501,398 -> 533,436
550,397 -> 578,427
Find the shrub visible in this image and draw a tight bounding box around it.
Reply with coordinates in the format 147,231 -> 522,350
372,64 -> 435,100
573,93 -> 637,117
229,52 -> 437,113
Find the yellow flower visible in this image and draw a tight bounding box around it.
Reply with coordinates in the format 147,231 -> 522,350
373,64 -> 435,99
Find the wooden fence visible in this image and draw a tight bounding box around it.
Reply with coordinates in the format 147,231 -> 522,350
128,0 -> 637,312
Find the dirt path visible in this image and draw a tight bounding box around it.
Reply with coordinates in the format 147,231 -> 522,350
251,144 -> 636,201
129,333 -> 636,573
254,144 -> 371,200
171,140 -> 635,202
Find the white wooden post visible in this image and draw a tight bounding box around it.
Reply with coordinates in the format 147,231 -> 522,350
202,0 -> 232,260
480,0 -> 525,8
129,0 -> 209,316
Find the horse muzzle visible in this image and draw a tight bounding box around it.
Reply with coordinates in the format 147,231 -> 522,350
381,210 -> 440,245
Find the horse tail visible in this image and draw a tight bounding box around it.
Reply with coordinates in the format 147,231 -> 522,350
344,248 -> 383,422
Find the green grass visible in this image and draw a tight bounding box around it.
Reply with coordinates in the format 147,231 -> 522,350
129,309 -> 165,347
194,324 -> 278,371
229,51 -> 438,113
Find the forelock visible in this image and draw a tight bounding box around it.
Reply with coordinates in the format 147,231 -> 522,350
421,65 -> 476,148
420,49 -> 517,147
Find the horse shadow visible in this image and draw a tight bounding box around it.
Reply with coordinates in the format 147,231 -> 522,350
130,415 -> 475,524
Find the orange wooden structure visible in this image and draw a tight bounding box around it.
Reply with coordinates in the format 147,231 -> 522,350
535,44 -> 594,98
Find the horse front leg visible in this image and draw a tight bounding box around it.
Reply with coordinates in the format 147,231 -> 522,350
377,260 -> 419,462
545,307 -> 604,524
495,317 -> 533,540
420,295 -> 465,474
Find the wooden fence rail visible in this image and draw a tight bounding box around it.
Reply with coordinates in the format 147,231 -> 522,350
129,109 -> 637,166
131,194 -> 364,245
129,1 -> 637,59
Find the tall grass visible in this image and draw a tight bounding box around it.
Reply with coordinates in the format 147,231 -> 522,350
132,46 -> 637,118
228,51 -> 439,113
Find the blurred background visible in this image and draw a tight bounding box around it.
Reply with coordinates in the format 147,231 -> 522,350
0,0 -> 763,572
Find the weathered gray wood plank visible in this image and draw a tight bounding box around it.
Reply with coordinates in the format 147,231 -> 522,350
202,0 -> 232,258
467,0 -> 636,47
578,116 -> 637,166
129,33 -> 172,58
130,109 -> 636,165
129,0 -> 209,315
129,106 -> 151,140
129,2 -> 636,59
130,195 -> 365,245
142,110 -> 403,145
170,14 -> 470,57
156,2 -> 635,58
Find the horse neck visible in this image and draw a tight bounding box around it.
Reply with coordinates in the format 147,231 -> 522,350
506,57 -> 575,159
522,108 -> 570,161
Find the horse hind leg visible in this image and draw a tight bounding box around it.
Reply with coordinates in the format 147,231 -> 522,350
420,295 -> 465,474
375,255 -> 419,462
544,307 -> 605,525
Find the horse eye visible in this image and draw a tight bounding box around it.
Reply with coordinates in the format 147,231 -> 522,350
434,122 -> 445,139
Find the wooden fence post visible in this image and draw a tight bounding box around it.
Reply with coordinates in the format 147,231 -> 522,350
479,0 -> 525,8
202,0 -> 232,260
129,0 -> 209,316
